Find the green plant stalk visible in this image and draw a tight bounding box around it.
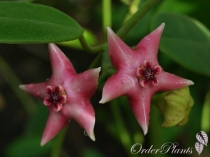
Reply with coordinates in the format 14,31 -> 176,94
103,0 -> 112,34
79,34 -> 104,53
51,127 -> 68,157
124,0 -> 141,22
117,0 -> 160,38
0,56 -> 36,114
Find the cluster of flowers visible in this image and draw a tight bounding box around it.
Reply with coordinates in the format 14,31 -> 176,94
20,24 -> 193,146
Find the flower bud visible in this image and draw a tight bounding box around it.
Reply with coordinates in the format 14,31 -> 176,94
152,87 -> 194,127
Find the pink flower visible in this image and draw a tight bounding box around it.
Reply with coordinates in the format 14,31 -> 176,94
99,23 -> 194,135
19,43 -> 101,146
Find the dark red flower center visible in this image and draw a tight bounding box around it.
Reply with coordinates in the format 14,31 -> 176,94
136,60 -> 162,87
43,85 -> 67,112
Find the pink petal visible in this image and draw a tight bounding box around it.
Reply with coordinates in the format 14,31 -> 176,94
151,77 -> 159,86
136,67 -> 144,78
53,103 -> 63,112
135,23 -> 165,61
41,108 -> 68,146
139,79 -> 150,88
99,71 -> 136,104
63,100 -> 96,141
158,72 -> 194,91
48,43 -> 76,80
128,90 -> 152,135
69,67 -> 101,98
142,60 -> 151,69
153,65 -> 162,74
107,27 -> 135,70
43,97 -> 52,106
19,83 -> 47,99
46,86 -> 53,94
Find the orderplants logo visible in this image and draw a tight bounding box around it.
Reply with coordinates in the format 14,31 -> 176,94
195,131 -> 208,155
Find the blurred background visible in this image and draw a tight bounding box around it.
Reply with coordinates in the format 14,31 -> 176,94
0,0 -> 209,157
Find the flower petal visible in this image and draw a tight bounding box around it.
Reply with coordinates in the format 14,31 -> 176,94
63,100 -> 96,141
128,91 -> 152,135
99,71 -> 136,104
135,23 -> 165,61
69,67 -> 101,98
19,83 -> 47,99
41,108 -> 68,146
48,43 -> 76,80
158,72 -> 194,91
107,27 -> 134,70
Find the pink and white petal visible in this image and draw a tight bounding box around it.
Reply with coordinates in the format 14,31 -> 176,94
135,23 -> 165,61
158,72 -> 194,91
53,103 -> 63,112
139,79 -> 150,88
99,71 -> 135,104
136,67 -> 145,78
63,100 -> 95,141
48,43 -> 76,79
68,67 -> 101,98
151,77 -> 159,86
43,98 -> 52,106
41,108 -> 68,146
128,90 -> 152,135
19,82 -> 47,99
107,27 -> 134,70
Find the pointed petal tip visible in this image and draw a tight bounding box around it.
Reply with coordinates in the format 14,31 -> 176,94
156,23 -> 165,33
141,124 -> 148,136
40,138 -> 47,147
89,132 -> 96,141
94,67 -> 101,74
99,99 -> 105,104
188,80 -> 194,86
19,84 -> 25,90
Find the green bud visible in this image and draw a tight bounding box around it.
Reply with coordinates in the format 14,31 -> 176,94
152,87 -> 194,127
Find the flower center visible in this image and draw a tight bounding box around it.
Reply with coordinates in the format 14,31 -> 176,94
136,60 -> 162,88
43,85 -> 67,112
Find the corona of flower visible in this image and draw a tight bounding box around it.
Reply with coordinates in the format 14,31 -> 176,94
99,23 -> 194,135
20,43 -> 101,146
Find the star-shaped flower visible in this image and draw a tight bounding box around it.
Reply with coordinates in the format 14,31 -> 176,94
20,43 -> 101,146
99,23 -> 194,135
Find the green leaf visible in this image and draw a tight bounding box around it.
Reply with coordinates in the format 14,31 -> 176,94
0,2 -> 83,43
151,12 -> 210,76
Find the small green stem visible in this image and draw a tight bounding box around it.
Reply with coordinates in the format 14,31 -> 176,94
103,0 -> 112,35
79,34 -> 104,53
50,127 -> 68,157
0,56 -> 36,114
117,0 -> 160,38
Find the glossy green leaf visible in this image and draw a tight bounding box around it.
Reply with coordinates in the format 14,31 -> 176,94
0,2 -> 83,43
151,12 -> 210,76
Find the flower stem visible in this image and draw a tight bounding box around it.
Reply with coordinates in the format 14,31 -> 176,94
117,0 -> 160,38
0,56 -> 36,114
79,34 -> 104,53
50,127 -> 68,157
102,0 -> 112,35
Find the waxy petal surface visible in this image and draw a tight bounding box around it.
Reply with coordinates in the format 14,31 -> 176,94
20,43 -> 100,145
100,23 -> 194,135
